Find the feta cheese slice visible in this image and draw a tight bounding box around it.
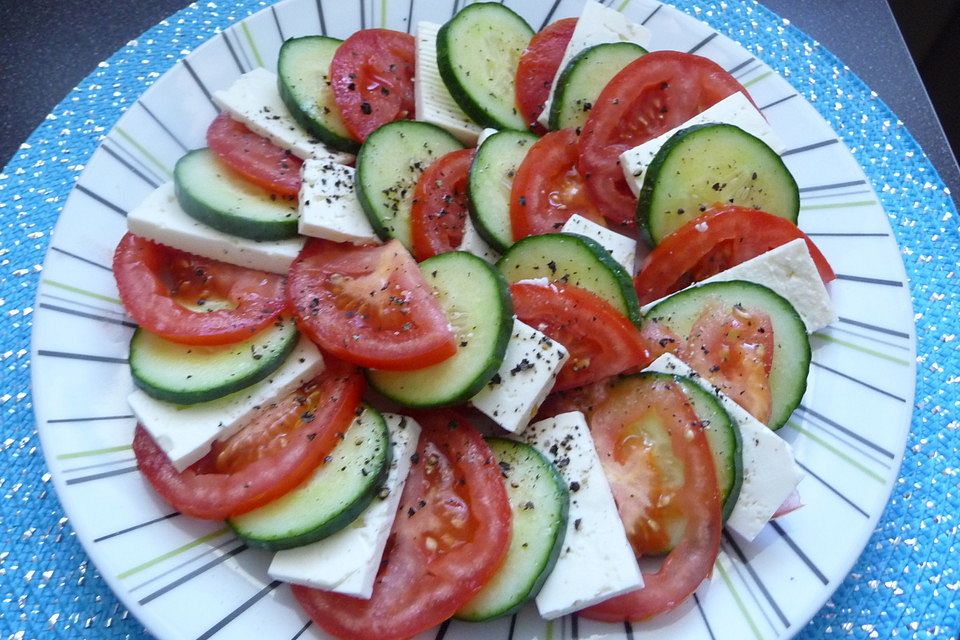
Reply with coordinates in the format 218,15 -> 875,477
470,319 -> 569,433
619,91 -> 785,195
476,127 -> 499,147
268,413 -> 421,598
299,160 -> 380,244
126,182 -> 305,275
457,215 -> 500,263
524,411 -> 643,619
645,353 -> 804,541
128,337 -> 324,471
641,238 -> 837,333
561,213 -> 637,274
415,22 -> 483,144
212,68 -> 352,163
538,0 -> 652,128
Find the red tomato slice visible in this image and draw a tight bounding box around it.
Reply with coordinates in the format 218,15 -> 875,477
510,281 -> 651,391
515,17 -> 577,132
578,51 -> 752,225
329,29 -> 416,142
581,374 -> 722,621
410,148 -> 476,261
634,206 -> 836,305
286,239 -> 457,371
206,113 -> 303,198
113,233 -> 287,346
510,128 -> 606,240
292,411 -> 511,640
132,360 -> 364,520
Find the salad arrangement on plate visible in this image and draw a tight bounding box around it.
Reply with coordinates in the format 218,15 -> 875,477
110,1 -> 841,637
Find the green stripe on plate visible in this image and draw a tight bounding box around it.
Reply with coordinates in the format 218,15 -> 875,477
813,332 -> 912,366
715,559 -> 765,640
617,0 -> 633,12
801,200 -> 877,211
57,444 -> 132,460
380,0 -> 388,28
42,279 -> 123,306
240,22 -> 265,68
114,126 -> 174,179
742,70 -> 772,88
117,527 -> 230,579
785,420 -> 886,483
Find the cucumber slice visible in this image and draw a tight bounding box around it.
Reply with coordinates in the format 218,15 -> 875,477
497,233 -> 642,325
355,120 -> 463,250
174,149 -> 299,240
548,42 -> 646,131
637,123 -> 800,245
467,129 -> 538,253
228,404 -> 391,550
278,36 -> 359,155
644,280 -> 810,430
129,317 -> 299,405
456,438 -> 568,621
367,251 -> 513,407
436,3 -> 533,130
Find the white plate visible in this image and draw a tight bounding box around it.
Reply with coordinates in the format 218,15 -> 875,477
30,1 -> 916,639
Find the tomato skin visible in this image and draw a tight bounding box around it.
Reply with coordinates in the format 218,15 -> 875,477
292,411 -> 511,640
132,360 -> 364,520
113,233 -> 288,346
410,148 -> 476,261
510,281 -> 651,391
286,239 -> 457,371
330,29 -> 416,142
634,206 -> 836,305
510,128 -> 606,240
206,113 -> 303,197
578,51 -> 751,225
515,17 -> 577,133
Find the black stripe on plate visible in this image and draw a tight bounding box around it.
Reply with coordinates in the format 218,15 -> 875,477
839,316 -> 911,339
624,620 -> 635,640
727,57 -> 755,75
181,59 -> 220,111
65,465 -> 139,485
834,273 -> 903,287
36,350 -> 128,364
434,619 -> 451,640
811,360 -> 907,402
759,93 -> 798,111
195,579 -> 282,640
796,461 -> 869,517
74,184 -> 128,217
271,6 -> 286,41
801,189 -> 873,202
94,512 -> 181,543
102,139 -> 167,187
140,544 -> 248,606
38,302 -> 137,329
222,30 -> 248,74
769,521 -> 829,585
571,612 -> 579,639
507,614 -> 517,640
798,179 -> 867,193
723,531 -> 790,627
235,28 -> 257,74
734,62 -> 764,80
405,0 -> 414,32
796,404 -> 896,459
686,32 -> 718,54
360,0 -> 367,29
805,232 -> 889,238
539,0 -> 563,30
41,293 -> 127,319
317,0 -> 328,35
641,4 -> 662,25
781,138 -> 839,157
138,102 -> 189,152
62,457 -> 138,475
100,141 -> 163,188
693,593 -> 718,640
289,621 -> 312,640
48,414 -> 134,424
49,246 -> 112,271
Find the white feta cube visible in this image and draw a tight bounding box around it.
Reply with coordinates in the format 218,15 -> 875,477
298,160 -> 380,244
561,213 -> 637,274
415,22 -> 483,144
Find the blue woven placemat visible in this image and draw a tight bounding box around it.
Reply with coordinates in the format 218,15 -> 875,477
1,1 -> 957,638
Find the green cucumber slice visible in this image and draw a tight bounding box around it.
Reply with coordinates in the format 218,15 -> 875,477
436,3 -> 533,130
174,148 -> 299,240
129,317 -> 299,405
278,36 -> 359,155
467,130 -> 538,253
228,404 -> 391,550
637,123 -> 800,245
456,438 -> 568,621
367,251 -> 513,407
497,233 -> 642,325
355,120 -> 463,251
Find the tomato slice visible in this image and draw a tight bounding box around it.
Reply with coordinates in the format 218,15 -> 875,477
578,51 -> 752,225
410,148 -> 476,261
515,17 -> 577,132
292,411 -> 511,640
510,281 -> 651,391
634,206 -> 836,305
132,359 -> 364,520
286,239 -> 457,371
329,29 -> 416,142
581,375 -> 722,621
510,128 -> 605,240
206,113 -> 303,197
113,233 -> 288,346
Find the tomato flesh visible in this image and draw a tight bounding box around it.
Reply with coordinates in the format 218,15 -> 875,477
132,360 -> 364,520
286,239 -> 457,371
410,148 -> 476,261
292,411 -> 511,640
514,17 -> 577,133
206,113 -> 302,197
329,29 -> 416,142
578,51 -> 752,225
